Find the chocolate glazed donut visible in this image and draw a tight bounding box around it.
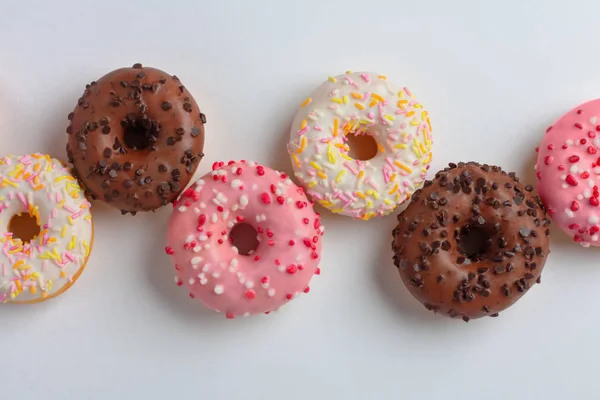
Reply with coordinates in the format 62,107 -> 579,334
66,63 -> 206,214
391,162 -> 551,321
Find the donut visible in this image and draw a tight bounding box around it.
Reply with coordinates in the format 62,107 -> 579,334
66,63 -> 206,215
166,160 -> 324,318
535,99 -> 600,246
391,162 -> 551,321
288,71 -> 432,220
0,154 -> 93,304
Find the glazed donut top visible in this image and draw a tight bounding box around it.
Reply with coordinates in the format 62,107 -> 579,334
392,162 -> 551,320
66,63 -> 206,214
0,154 -> 92,303
166,160 -> 324,317
289,71 -> 432,220
535,99 -> 600,246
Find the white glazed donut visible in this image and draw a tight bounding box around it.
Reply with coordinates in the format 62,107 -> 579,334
288,71 -> 433,220
0,154 -> 93,303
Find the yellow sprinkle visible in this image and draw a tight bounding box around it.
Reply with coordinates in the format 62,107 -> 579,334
317,171 -> 327,179
327,144 -> 336,164
378,75 -> 387,80
345,70 -> 353,74
47,238 -> 56,243
409,120 -> 419,126
394,161 -> 413,173
307,181 -> 317,188
389,184 -> 399,194
413,103 -> 423,109
331,98 -> 343,104
342,95 -> 349,104
15,280 -> 22,291
60,270 -> 66,278
384,115 -> 395,121
2,179 -> 17,188
367,190 -> 380,200
369,99 -> 378,108
358,170 -> 365,180
340,153 -> 353,161
31,154 -> 42,159
68,216 -> 75,225
330,208 -> 344,213
68,236 -> 76,251
53,248 -> 60,260
8,247 -> 22,254
355,103 -> 365,110
398,90 -> 404,98
356,192 -> 366,199
84,214 -> 92,221
394,143 -> 408,150
301,119 -> 307,130
292,154 -> 300,167
366,200 -> 373,209
333,118 -> 339,137
419,142 -> 426,154
377,143 -> 385,153
406,111 -> 415,117
335,170 -> 345,183
54,175 -> 74,183
412,145 -> 422,158
47,280 -> 52,291
296,136 -> 307,154
319,200 -> 333,207
351,92 -> 363,99
328,76 -> 337,82
398,99 -> 408,109
61,225 -> 67,238
13,260 -> 24,269
34,163 -> 40,172
371,93 -> 385,102
389,173 -> 397,181
301,97 -> 312,107
58,200 -> 65,208
34,184 -> 44,191
309,161 -> 321,171
383,199 -> 394,206
359,119 -> 371,125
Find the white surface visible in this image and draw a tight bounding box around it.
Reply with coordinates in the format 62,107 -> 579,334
0,1 -> 597,398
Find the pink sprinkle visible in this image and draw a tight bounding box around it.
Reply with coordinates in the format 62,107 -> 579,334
314,125 -> 323,131
386,157 -> 395,168
338,192 -> 348,202
403,87 -> 412,97
42,260 -> 47,272
365,178 -> 380,191
360,73 -> 370,82
368,112 -> 375,120
8,192 -> 13,201
396,109 -> 407,115
403,181 -> 410,187
345,76 -> 359,89
65,252 -> 76,263
383,168 -> 390,184
3,233 -> 10,238
51,209 -> 57,218
72,210 -> 84,219
298,127 -> 309,136
344,162 -> 359,176
55,192 -> 61,202
363,92 -> 370,101
0,293 -> 6,302
43,234 -> 48,245
1,263 -> 5,276
307,170 -> 316,177
64,205 -> 77,214
36,245 -> 42,253
308,191 -> 323,200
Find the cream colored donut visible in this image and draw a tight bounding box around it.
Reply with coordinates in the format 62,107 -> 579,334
288,71 -> 433,220
0,154 -> 93,303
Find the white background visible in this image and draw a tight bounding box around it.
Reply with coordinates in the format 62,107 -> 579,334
0,1 -> 596,398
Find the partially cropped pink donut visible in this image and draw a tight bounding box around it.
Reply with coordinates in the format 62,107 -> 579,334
535,98 -> 600,247
165,160 -> 324,318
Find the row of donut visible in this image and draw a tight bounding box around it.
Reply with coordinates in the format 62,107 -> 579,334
0,64 -> 589,322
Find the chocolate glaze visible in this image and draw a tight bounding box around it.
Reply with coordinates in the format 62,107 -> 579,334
66,63 -> 206,214
391,162 -> 551,321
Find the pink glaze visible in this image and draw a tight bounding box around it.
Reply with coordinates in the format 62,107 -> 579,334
535,99 -> 600,247
166,160 -> 324,318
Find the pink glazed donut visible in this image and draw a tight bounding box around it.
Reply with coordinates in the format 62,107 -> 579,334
165,160 -> 324,318
535,99 -> 600,247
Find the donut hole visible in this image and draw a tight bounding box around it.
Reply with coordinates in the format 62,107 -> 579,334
229,223 -> 259,256
8,213 -> 41,244
346,133 -> 378,161
122,116 -> 159,151
457,226 -> 491,261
